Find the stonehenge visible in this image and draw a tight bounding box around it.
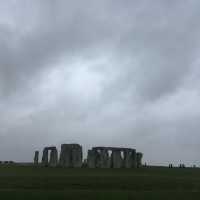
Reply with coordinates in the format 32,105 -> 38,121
34,144 -> 143,168
87,147 -> 139,169
40,144 -> 82,168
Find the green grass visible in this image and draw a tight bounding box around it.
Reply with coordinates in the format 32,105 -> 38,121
0,165 -> 200,199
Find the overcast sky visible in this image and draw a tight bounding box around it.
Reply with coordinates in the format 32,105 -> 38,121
0,0 -> 200,166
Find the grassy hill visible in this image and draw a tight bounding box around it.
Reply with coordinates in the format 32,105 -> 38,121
0,165 -> 199,199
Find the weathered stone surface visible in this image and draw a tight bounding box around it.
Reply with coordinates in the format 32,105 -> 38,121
88,147 -> 139,169
34,151 -> 39,165
124,149 -> 136,168
71,144 -> 83,168
40,144 -> 143,169
87,149 -> 96,168
111,150 -> 123,168
93,147 -> 133,151
59,144 -> 82,168
87,148 -> 110,168
59,144 -> 71,167
136,152 -> 143,168
49,147 -> 58,167
95,150 -> 101,168
42,148 -> 48,166
99,149 -> 111,168
129,149 -> 137,168
41,146 -> 58,167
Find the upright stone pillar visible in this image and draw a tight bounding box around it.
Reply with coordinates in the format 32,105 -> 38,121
131,149 -> 137,168
87,149 -> 96,168
49,148 -> 58,167
111,150 -> 123,168
71,144 -> 83,168
136,152 -> 143,168
34,151 -> 39,165
124,150 -> 131,168
95,150 -> 103,168
42,148 -> 48,166
59,144 -> 83,168
88,147 -> 143,169
124,149 -> 136,168
99,149 -> 111,168
59,144 -> 71,167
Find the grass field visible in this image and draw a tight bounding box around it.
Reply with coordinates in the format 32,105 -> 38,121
0,165 -> 200,199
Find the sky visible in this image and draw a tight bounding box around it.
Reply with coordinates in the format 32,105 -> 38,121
0,0 -> 200,166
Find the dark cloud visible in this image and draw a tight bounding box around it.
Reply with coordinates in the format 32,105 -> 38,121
0,0 -> 200,166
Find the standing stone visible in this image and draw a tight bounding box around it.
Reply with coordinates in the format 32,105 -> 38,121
89,147 -> 140,169
95,150 -> 101,168
111,150 -> 123,168
42,147 -> 48,167
59,144 -> 83,168
41,146 -> 58,167
87,149 -> 96,168
124,150 -> 133,168
34,151 -> 39,165
59,144 -> 71,167
49,147 -> 58,167
71,144 -> 83,168
99,149 -> 111,168
131,149 -> 137,168
136,152 -> 143,168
